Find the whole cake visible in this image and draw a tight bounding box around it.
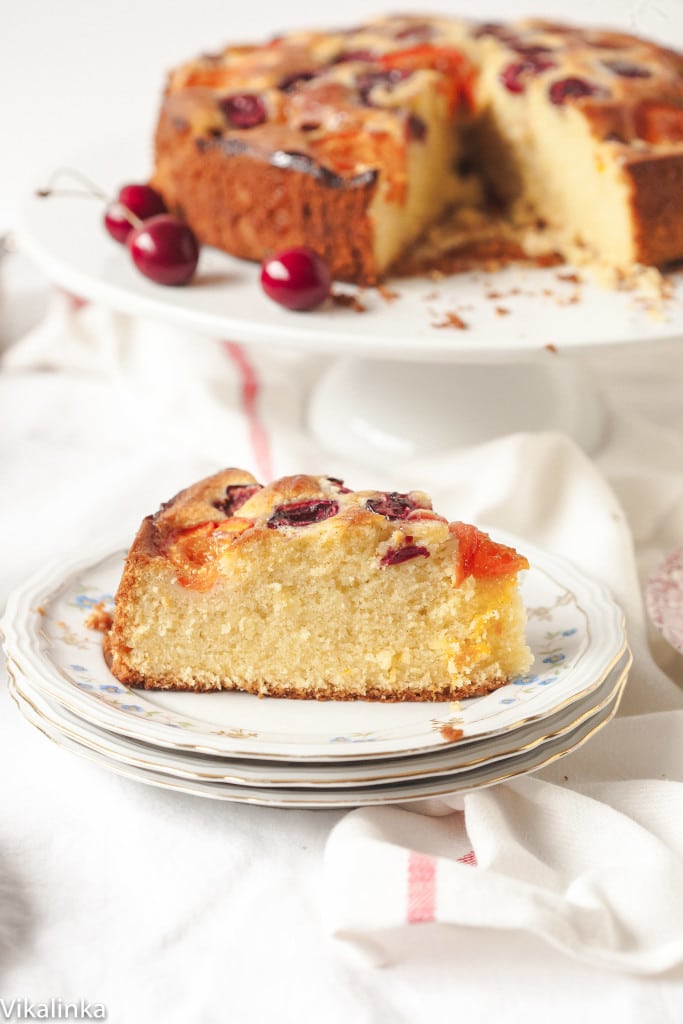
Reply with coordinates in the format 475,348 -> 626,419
152,14 -> 683,283
105,469 -> 532,701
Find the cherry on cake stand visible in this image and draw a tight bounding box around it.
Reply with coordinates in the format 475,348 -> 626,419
17,170 -> 683,467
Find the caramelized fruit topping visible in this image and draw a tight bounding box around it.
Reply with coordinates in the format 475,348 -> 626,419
267,499 -> 339,528
500,56 -> 556,94
326,477 -> 352,493
379,44 -> 474,112
164,518 -> 253,590
513,44 -> 554,57
381,543 -> 430,566
220,93 -> 267,128
357,68 -> 410,105
451,522 -> 529,586
548,77 -> 604,105
366,492 -> 417,519
213,483 -> 262,516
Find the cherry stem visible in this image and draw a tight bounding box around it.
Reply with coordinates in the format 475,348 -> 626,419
35,167 -> 144,230
36,167 -> 112,202
106,203 -> 144,231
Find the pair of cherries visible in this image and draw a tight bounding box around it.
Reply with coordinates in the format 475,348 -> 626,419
104,184 -> 199,286
106,182 -> 331,309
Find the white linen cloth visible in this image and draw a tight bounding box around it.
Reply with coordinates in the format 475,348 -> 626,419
1,254 -> 683,1021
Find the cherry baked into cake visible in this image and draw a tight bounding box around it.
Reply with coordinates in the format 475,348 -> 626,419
152,14 -> 683,283
105,470 -> 532,701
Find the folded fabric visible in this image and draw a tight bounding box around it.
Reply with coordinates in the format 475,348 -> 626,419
322,392 -> 683,974
325,713 -> 683,973
3,271 -> 683,980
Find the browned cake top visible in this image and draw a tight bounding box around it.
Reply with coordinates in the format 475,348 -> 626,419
143,468 -> 529,592
161,14 -> 683,185
163,16 -> 476,191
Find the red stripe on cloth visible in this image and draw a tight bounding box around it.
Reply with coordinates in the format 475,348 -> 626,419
60,288 -> 89,309
457,850 -> 477,866
407,851 -> 437,923
223,341 -> 274,481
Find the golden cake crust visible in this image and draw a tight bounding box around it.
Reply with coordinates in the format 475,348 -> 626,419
625,151 -> 683,265
154,108 -> 381,283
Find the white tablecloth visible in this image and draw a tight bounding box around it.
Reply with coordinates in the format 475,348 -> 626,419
1,247 -> 682,1021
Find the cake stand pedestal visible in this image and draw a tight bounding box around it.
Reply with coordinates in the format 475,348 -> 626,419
309,352 -> 605,467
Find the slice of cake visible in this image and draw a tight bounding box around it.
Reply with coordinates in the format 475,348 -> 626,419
105,469 -> 532,701
152,14 -> 683,283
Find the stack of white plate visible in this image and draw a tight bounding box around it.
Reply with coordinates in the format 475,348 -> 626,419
1,537 -> 630,808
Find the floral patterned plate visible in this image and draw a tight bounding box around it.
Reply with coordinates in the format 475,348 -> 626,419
8,663 -> 628,808
1,536 -> 627,761
646,545 -> 683,656
9,646 -> 630,788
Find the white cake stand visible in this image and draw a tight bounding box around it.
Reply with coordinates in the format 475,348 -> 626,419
16,154 -> 683,466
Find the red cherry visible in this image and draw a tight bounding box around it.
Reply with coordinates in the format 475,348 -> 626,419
104,184 -> 167,243
548,77 -> 603,105
127,215 -> 199,286
260,247 -> 331,310
500,56 -> 556,94
380,544 -> 430,566
219,93 -> 267,128
212,483 -> 262,516
367,493 -> 420,519
267,499 -> 339,528
326,476 -> 352,493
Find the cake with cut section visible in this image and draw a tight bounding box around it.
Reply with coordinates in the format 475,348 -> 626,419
152,14 -> 683,283
105,469 -> 532,701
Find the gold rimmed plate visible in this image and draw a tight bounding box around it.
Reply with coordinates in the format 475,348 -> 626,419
9,646 -> 631,789
8,660 -> 629,808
